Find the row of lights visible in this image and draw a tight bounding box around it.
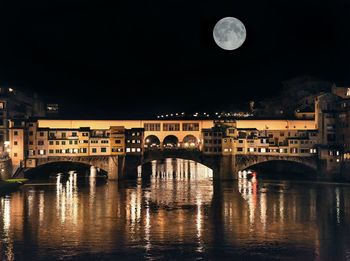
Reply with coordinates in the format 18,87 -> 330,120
156,111 -> 253,119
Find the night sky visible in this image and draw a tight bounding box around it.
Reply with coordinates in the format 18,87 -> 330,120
0,0 -> 349,118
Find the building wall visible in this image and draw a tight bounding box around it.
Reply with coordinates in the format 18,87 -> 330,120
38,120 -> 214,145
9,128 -> 24,166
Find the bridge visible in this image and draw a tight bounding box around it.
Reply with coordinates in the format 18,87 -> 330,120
26,150 -> 319,180
10,118 -> 327,180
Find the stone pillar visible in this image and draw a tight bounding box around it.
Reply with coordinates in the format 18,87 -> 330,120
108,156 -> 119,180
124,155 -> 141,179
216,155 -> 237,180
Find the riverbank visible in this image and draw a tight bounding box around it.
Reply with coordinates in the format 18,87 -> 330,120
0,179 -> 27,197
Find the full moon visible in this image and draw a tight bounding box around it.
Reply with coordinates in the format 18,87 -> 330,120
213,17 -> 246,51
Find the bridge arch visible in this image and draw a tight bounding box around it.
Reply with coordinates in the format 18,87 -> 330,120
24,160 -> 108,179
141,149 -> 218,172
163,135 -> 179,149
236,155 -> 318,178
144,135 -> 161,149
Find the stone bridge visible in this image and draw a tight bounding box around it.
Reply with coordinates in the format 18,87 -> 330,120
26,153 -> 319,180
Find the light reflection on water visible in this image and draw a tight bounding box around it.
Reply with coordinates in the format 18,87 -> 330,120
0,159 -> 350,260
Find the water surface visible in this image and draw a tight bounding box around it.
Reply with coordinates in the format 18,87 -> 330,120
1,159 -> 350,260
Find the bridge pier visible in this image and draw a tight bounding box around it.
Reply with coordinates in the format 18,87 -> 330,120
107,156 -> 119,180
120,155 -> 143,180
216,155 -> 237,180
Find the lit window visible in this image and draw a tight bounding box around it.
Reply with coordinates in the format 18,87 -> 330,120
131,148 -> 136,152
136,148 -> 141,152
126,148 -> 131,152
39,150 -> 46,155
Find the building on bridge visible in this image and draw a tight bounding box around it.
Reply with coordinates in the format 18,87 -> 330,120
8,119 -> 145,171
6,86 -> 350,180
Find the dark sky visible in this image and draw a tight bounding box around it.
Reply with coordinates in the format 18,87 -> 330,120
0,0 -> 349,118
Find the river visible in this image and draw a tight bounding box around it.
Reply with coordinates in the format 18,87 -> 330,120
1,159 -> 350,260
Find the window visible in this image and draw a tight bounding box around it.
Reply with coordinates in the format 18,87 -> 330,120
39,150 -> 46,155
55,149 -> 60,153
56,141 -> 59,145
62,141 -> 66,145
74,140 -> 78,145
163,123 -> 180,131
182,123 -> 199,131
39,132 -> 44,137
81,148 -> 87,153
126,148 -> 131,152
29,141 -> 33,145
28,150 -> 35,156
49,149 -> 54,154
131,148 -> 136,152
101,140 -> 109,144
29,131 -> 33,136
290,148 -> 298,153
14,153 -> 17,157
82,132 -> 89,137
38,141 -> 44,146
132,140 -> 135,143
14,131 -> 18,136
136,148 -> 141,152
91,140 -> 98,144
69,140 -> 73,145
62,133 -> 66,138
136,140 -> 141,144
144,123 -> 161,131
14,141 -> 18,146
49,141 -> 54,145
112,147 -> 123,152
115,139 -> 121,144
92,148 -> 97,153
237,148 -> 243,152
72,132 -> 77,137
101,148 -> 107,153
